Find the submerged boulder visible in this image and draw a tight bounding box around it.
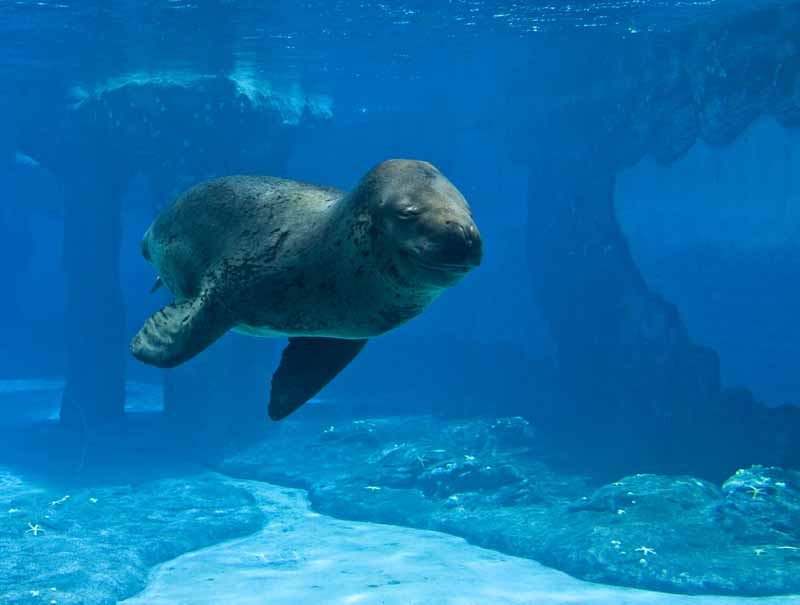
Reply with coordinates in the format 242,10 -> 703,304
718,465 -> 800,545
530,468 -> 800,595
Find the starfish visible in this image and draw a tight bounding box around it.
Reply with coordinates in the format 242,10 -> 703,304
635,546 -> 656,556
26,523 -> 45,536
754,548 -> 766,556
747,485 -> 764,499
416,455 -> 427,468
464,454 -> 476,462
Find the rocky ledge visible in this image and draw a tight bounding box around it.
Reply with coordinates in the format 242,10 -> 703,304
218,415 -> 800,597
0,469 -> 264,605
0,412 -> 797,602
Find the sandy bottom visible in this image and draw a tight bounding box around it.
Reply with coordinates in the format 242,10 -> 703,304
123,481 -> 800,605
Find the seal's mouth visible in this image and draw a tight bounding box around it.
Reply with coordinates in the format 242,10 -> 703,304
416,257 -> 473,274
401,250 -> 475,276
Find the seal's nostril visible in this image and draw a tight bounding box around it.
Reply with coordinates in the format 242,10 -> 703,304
464,224 -> 481,251
437,223 -> 482,266
457,224 -> 472,248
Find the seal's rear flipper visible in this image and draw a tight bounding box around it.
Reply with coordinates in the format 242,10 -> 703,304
269,337 -> 368,420
131,295 -> 232,368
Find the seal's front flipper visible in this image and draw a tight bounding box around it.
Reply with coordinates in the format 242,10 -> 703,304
131,294 -> 232,368
269,337 -> 368,420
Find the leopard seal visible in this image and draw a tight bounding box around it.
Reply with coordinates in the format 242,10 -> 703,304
131,159 -> 482,420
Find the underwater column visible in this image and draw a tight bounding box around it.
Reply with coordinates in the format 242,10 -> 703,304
60,162 -> 132,428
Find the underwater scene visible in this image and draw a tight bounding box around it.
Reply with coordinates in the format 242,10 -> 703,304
2,0 -> 800,603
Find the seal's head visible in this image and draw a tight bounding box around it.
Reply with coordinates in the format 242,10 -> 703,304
354,159 -> 482,288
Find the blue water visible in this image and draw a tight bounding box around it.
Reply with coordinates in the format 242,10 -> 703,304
1,1 -> 800,603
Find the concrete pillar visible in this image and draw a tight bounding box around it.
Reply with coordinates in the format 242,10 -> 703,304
60,169 -> 131,428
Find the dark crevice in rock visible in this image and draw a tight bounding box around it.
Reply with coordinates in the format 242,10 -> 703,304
515,3 -> 800,478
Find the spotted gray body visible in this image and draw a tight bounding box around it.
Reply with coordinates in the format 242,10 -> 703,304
132,159 -> 482,420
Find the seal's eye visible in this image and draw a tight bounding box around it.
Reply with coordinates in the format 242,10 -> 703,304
397,205 -> 422,220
